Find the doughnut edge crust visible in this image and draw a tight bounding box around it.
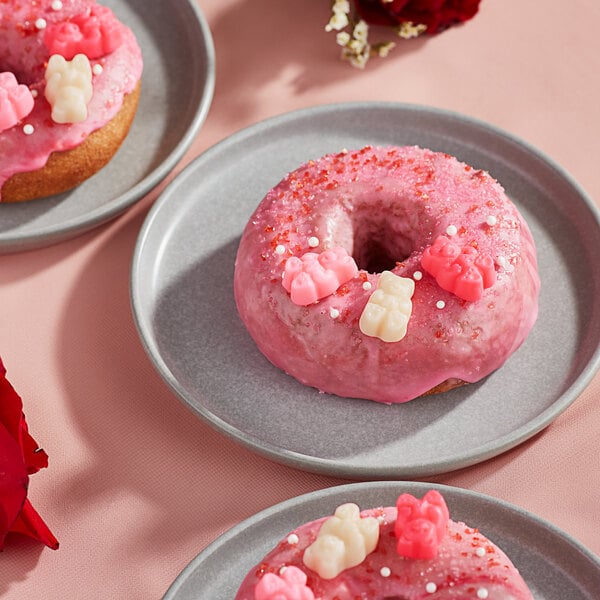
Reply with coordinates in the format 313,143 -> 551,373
1,82 -> 140,203
234,145 -> 540,404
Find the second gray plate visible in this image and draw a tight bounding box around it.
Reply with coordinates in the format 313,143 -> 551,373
131,102 -> 600,479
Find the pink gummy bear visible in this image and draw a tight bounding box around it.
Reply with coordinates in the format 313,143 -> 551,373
421,235 -> 496,301
44,6 -> 123,60
394,490 -> 450,560
282,247 -> 358,306
0,72 -> 34,132
255,566 -> 315,600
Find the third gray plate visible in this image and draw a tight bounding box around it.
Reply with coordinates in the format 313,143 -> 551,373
0,0 -> 215,253
162,481 -> 600,599
131,102 -> 600,479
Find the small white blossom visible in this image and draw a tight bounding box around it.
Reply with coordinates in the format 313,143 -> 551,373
326,0 -> 351,31
376,41 -> 396,57
326,11 -> 350,31
397,21 -> 427,39
344,45 -> 370,68
333,0 -> 351,13
352,19 -> 369,42
336,31 -> 351,46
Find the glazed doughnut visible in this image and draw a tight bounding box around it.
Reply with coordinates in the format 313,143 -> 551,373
0,0 -> 143,203
235,490 -> 534,599
234,145 -> 540,404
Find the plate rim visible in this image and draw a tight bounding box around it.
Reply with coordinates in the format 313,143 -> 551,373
131,100 -> 600,479
0,0 -> 216,253
161,480 -> 600,599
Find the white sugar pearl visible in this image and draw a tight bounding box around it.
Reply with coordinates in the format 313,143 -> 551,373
362,281 -> 372,291
477,588 -> 489,599
486,215 -> 497,226
475,546 -> 486,557
329,308 -> 340,319
380,566 -> 391,577
51,0 -> 63,9
413,270 -> 423,281
425,582 -> 437,593
446,224 -> 458,236
274,245 -> 286,255
287,533 -> 299,545
308,236 -> 319,248
436,300 -> 445,309
23,124 -> 35,135
35,18 -> 47,29
92,64 -> 104,76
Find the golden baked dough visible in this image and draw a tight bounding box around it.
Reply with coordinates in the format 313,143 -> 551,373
2,82 -> 141,203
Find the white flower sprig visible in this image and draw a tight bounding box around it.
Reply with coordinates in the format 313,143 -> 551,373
326,0 -> 426,68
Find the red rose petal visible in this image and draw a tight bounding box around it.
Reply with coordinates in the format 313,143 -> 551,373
9,499 -> 59,550
0,423 -> 28,550
356,0 -> 481,33
20,415 -> 49,475
0,358 -> 58,550
0,361 -> 25,440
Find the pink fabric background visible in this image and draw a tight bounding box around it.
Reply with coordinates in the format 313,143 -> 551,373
1,0 -> 599,597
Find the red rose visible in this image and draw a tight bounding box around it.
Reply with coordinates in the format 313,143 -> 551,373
0,358 -> 58,550
355,0 -> 482,34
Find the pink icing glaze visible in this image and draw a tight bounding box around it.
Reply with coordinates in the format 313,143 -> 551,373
234,145 -> 540,404
234,496 -> 534,599
421,235 -> 496,301
0,0 -> 143,201
255,566 -> 315,600
395,490 -> 449,560
282,247 -> 359,306
44,5 -> 124,60
0,71 -> 34,131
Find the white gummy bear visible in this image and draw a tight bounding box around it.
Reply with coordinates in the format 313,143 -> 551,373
303,503 -> 379,579
359,271 -> 415,342
44,54 -> 93,123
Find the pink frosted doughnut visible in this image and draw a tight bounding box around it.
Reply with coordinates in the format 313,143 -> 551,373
0,0 -> 143,202
235,490 -> 534,599
234,145 -> 540,404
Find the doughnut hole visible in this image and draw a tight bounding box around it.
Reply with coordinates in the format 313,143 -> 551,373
0,32 -> 47,85
352,212 -> 420,274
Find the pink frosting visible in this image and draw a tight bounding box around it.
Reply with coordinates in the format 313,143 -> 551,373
234,496 -> 534,599
0,0 -> 143,201
234,146 -> 540,404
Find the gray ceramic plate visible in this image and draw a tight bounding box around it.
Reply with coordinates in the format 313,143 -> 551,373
0,0 -> 215,253
162,481 -> 600,599
131,102 -> 600,479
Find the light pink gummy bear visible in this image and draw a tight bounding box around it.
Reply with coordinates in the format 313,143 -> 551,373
255,566 -> 315,600
394,490 -> 450,560
0,72 -> 34,132
421,235 -> 496,302
282,247 -> 358,306
44,6 -> 123,60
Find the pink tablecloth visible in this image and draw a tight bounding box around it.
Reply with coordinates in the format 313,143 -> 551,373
1,1 -> 599,598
